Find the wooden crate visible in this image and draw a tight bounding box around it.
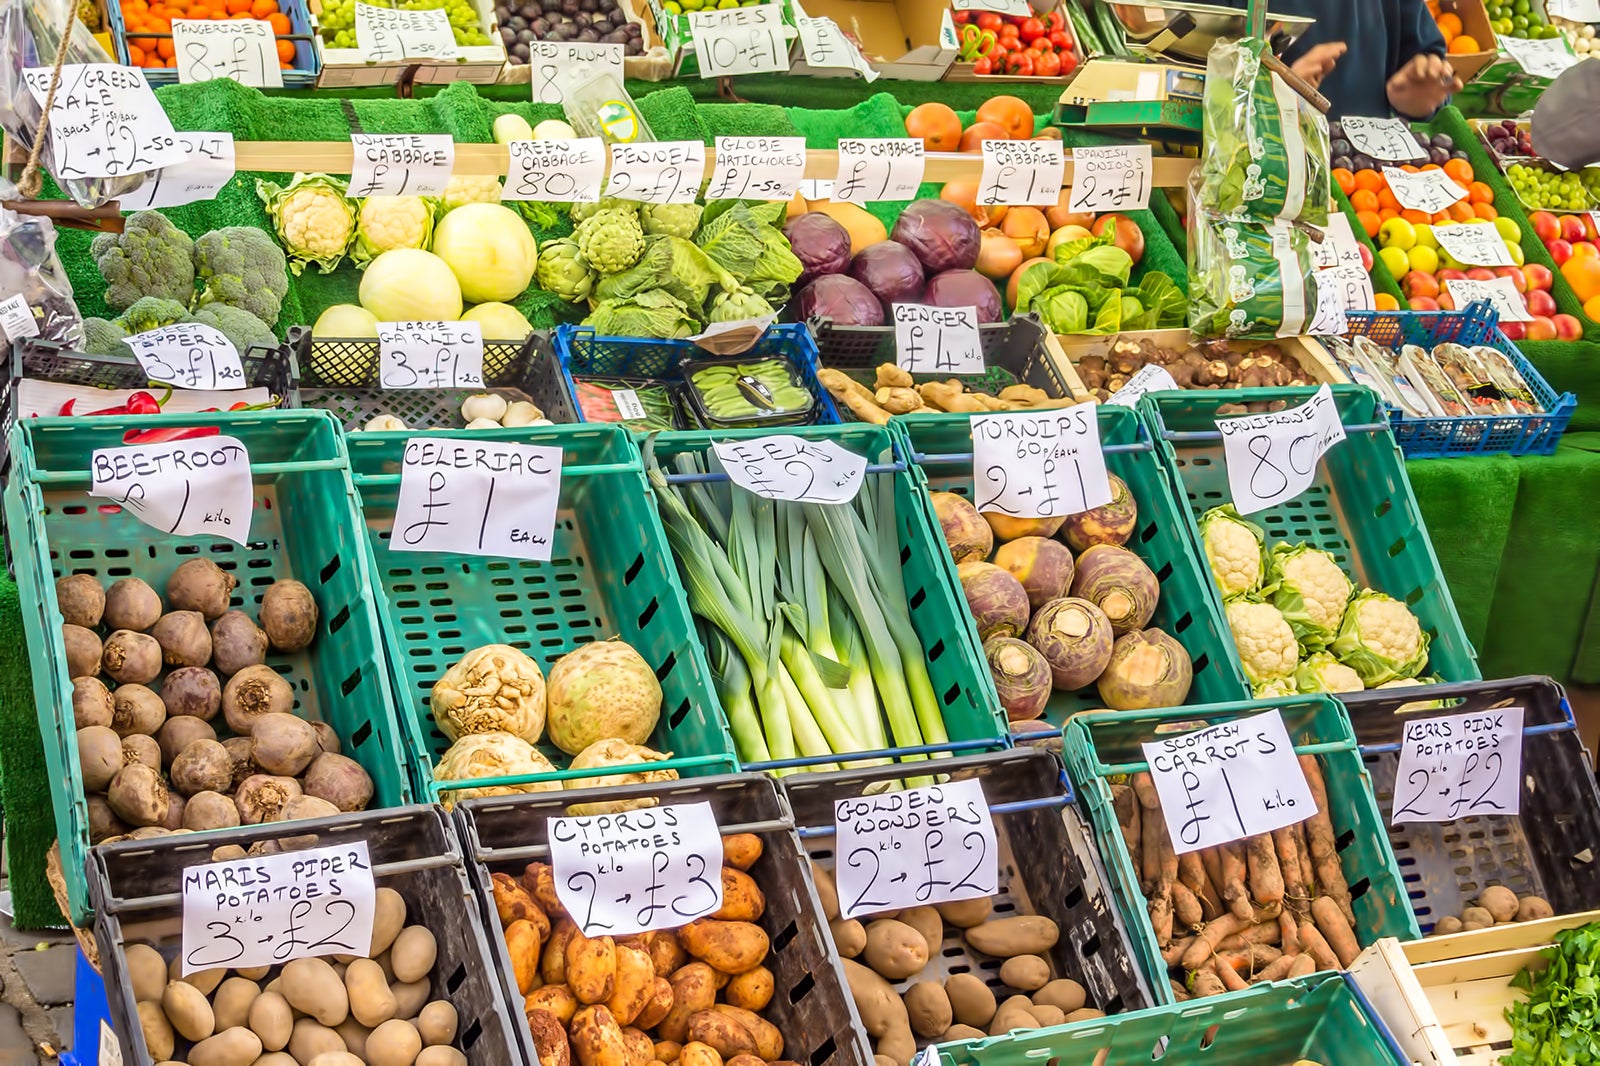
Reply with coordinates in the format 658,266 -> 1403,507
1048,328 -> 1348,402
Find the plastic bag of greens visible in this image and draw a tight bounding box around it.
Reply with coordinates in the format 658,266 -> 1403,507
1201,36 -> 1331,226
0,173 -> 81,346
1188,179 -> 1318,340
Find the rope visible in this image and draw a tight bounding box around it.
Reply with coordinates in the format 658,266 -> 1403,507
17,6 -> 79,200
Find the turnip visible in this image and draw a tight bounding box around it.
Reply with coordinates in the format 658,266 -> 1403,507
55,574 -> 105,628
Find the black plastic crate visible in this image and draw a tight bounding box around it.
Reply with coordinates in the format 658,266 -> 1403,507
455,772 -> 874,1066
1342,676 -> 1600,933
288,327 -> 578,431
89,805 -> 524,1066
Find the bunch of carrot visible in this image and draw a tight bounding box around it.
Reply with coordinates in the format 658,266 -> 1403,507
120,0 -> 298,69
1113,755 -> 1362,1002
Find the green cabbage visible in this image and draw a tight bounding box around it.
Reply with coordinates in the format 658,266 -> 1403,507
583,290 -> 699,339
593,235 -> 732,310
694,203 -> 767,277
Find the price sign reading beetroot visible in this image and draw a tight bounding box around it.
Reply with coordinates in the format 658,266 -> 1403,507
1381,167 -> 1467,214
977,139 -> 1065,207
1392,707 -> 1524,825
833,778 -> 998,919
971,406 -> 1112,520
550,802 -> 724,937
89,436 -> 253,546
1218,383 -> 1346,515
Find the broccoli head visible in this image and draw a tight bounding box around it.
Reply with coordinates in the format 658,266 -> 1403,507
80,317 -> 132,358
116,297 -> 191,335
188,304 -> 276,355
194,226 -> 290,327
91,211 -> 196,313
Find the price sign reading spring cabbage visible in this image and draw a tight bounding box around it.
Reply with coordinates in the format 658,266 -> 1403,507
550,803 -> 725,937
1217,383 -> 1346,515
833,779 -> 999,919
978,139 -> 1065,207
971,406 -> 1112,520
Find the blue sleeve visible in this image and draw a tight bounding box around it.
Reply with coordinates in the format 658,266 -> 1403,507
1402,0 -> 1449,59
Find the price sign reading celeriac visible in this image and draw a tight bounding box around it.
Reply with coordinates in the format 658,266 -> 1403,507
1310,213 -> 1367,270
1069,144 -> 1153,213
972,406 -> 1113,520
689,4 -> 791,78
605,141 -> 707,204
1446,276 -> 1533,321
390,437 -> 563,560
1501,35 -> 1579,79
1382,167 -> 1468,214
126,323 -> 245,390
832,139 -> 925,205
503,138 -> 605,203
349,134 -> 454,197
118,132 -> 234,210
977,139 -> 1065,207
894,303 -> 984,375
90,436 -> 253,545
708,136 -> 807,202
24,65 -> 186,180
1340,116 -> 1426,163
1218,383 -> 1347,515
1107,364 -> 1179,408
180,842 -> 375,974
833,779 -> 999,919
1143,710 -> 1315,853
795,15 -> 876,80
527,41 -> 624,105
712,435 -> 867,504
354,2 -> 459,60
170,18 -> 284,87
1432,222 -> 1515,266
1391,707 -> 1524,824
378,321 -> 484,389
550,803 -> 724,937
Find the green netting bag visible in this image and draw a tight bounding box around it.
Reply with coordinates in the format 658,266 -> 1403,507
1188,180 -> 1318,339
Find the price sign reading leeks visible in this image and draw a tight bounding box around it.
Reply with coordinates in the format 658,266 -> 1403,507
712,435 -> 867,504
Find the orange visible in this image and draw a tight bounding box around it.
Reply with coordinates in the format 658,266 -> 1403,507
127,42 -> 145,64
1356,210 -> 1382,238
267,11 -> 289,31
1438,12 -> 1463,36
1444,158 -> 1475,185
1401,209 -> 1432,225
1448,201 -> 1475,221
1379,208 -> 1399,223
1377,188 -> 1400,212
975,96 -> 1035,140
1354,169 -> 1384,193
156,36 -> 174,57
906,103 -> 963,152
276,37 -> 294,61
1432,211 -> 1450,224
1467,181 -> 1494,204
1333,168 -> 1356,196
249,0 -> 277,17
1585,293 -> 1600,321
1449,35 -> 1481,53
1471,202 -> 1498,221
1572,242 -> 1599,260
1350,189 -> 1379,213
1563,253 -> 1600,301
1401,164 -> 1421,173
1374,292 -> 1400,311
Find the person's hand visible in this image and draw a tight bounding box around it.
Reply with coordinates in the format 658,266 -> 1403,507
1387,53 -> 1463,118
1290,42 -> 1346,88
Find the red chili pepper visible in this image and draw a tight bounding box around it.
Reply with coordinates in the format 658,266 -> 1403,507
125,391 -> 161,415
86,401 -> 134,416
58,399 -> 76,416
122,425 -> 220,445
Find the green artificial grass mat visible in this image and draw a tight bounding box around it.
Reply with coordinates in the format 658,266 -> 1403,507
0,577 -> 66,930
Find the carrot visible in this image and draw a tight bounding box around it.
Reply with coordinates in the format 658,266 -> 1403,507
1288,953 -> 1316,978
1254,953 -> 1297,983
1162,935 -> 1197,967
1139,786 -> 1164,895
1150,889 -> 1175,947
1217,922 -> 1281,951
1170,980 -> 1192,1002
1179,852 -> 1222,921
1219,842 -> 1254,922
1213,955 -> 1250,992
1311,895 -> 1361,966
1246,835 -> 1284,904
1273,825 -> 1308,913
1298,921 -> 1339,972
1181,913 -> 1250,969
1293,821 -> 1315,893
1171,881 -> 1204,930
1112,784 -> 1141,865
1190,968 -> 1227,999
1298,754 -> 1354,925
1132,771 -> 1161,810
1278,911 -> 1301,957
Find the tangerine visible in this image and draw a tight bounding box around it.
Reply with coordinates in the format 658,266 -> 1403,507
1449,35 -> 1481,53
1353,169 -> 1384,193
276,37 -> 294,60
1374,292 -> 1401,311
1356,210 -> 1383,237
975,96 -> 1035,140
906,103 -> 962,152
1350,189 -> 1379,213
1444,158 -> 1475,185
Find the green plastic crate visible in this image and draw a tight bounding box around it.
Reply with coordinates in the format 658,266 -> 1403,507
1138,385 -> 1481,684
345,422 -> 739,802
933,973 -> 1407,1066
893,405 -> 1251,731
4,409 -> 412,926
644,424 -> 1008,771
1062,695 -> 1421,1005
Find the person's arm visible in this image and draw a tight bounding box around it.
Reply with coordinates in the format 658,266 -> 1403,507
1386,0 -> 1461,118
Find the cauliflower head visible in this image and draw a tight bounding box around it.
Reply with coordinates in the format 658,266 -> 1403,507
1265,543 -> 1353,649
91,210 -> 196,312
1226,599 -> 1299,685
1331,589 -> 1430,685
194,226 -> 290,326
1377,676 -> 1445,711
256,173 -> 356,275
441,174 -> 504,213
1252,676 -> 1298,699
1200,505 -> 1266,598
353,195 -> 438,265
1294,651 -> 1364,695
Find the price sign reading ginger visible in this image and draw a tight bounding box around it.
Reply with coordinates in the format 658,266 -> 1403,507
972,406 -> 1112,521
390,438 -> 562,562
378,321 -> 484,389
1392,707 -> 1524,824
833,779 -> 998,919
708,136 -> 807,201
893,303 -> 983,375
89,436 -> 253,546
605,141 -> 707,205
550,803 -> 725,937
1143,710 -> 1316,854
1068,144 -> 1152,213
1218,383 -> 1346,516
503,138 -> 605,203
24,64 -> 186,180
977,139 -> 1065,207
832,138 -> 925,206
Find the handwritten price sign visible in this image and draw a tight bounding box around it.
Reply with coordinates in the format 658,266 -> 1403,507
894,303 -> 984,375
1068,144 -> 1152,214
1392,707 -> 1524,824
354,2 -> 459,60
708,136 -> 807,202
972,406 -> 1113,520
712,435 -> 867,505
389,437 -> 563,561
832,138 -> 925,206
527,41 -> 624,104
119,131 -> 234,210
689,4 -> 792,77
89,436 -> 253,546
550,803 -> 725,937
378,320 -> 484,389
795,15 -> 876,80
977,139 -> 1065,207
1218,383 -> 1347,515
1340,116 -> 1425,163
170,18 -> 284,87
349,133 -> 453,197
1382,167 -> 1468,214
503,138 -> 605,203
1432,222 -> 1514,267
23,64 -> 186,180
833,779 -> 998,919
1106,364 -> 1179,408
126,323 -> 245,391
605,141 -> 707,204
1446,276 -> 1533,322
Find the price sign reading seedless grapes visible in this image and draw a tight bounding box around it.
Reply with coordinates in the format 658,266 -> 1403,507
354,2 -> 459,61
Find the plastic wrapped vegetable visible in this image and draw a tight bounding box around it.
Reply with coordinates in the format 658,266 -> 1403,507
1264,543 -> 1353,650
1331,589 -> 1430,685
1199,505 -> 1266,598
0,177 -> 81,345
1189,199 -> 1318,339
574,380 -> 676,430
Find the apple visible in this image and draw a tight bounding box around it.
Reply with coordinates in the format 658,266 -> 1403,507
1531,211 -> 1562,244
1091,213 -> 1145,265
1379,246 -> 1412,279
1379,217 -> 1418,250
1561,215 -> 1588,243
1439,268 -> 1469,283
1526,315 -> 1559,341
1408,297 -> 1441,311
1554,313 -> 1584,340
1524,263 -> 1554,292
1358,244 -> 1374,272
1403,270 -> 1442,299
1527,289 -> 1559,318
1494,266 -> 1527,293
1548,239 -> 1574,266
1438,290 -> 1457,311
1501,321 -> 1526,340
1466,267 -> 1497,282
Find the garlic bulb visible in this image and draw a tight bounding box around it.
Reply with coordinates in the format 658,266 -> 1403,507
501,400 -> 545,427
464,417 -> 503,430
461,393 -> 509,422
363,414 -> 407,432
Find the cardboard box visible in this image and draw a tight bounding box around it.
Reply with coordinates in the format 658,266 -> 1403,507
1056,57 -> 1206,104
1050,328 -> 1348,402
788,0 -> 957,81
1440,0 -> 1499,84
312,0 -> 506,88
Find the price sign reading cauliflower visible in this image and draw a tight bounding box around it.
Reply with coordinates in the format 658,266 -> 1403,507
550,803 -> 725,937
1218,384 -> 1346,515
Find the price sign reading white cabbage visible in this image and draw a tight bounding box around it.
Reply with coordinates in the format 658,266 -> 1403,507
1339,116 -> 1425,162
550,803 -> 724,937
378,321 -> 484,389
972,406 -> 1112,520
689,4 -> 792,77
126,323 -> 244,390
1218,384 -> 1346,516
1068,144 -> 1152,214
89,436 -> 253,546
1445,276 -> 1532,322
1392,707 -> 1524,825
348,133 -> 454,197
180,842 -> 375,974
390,438 -> 563,561
119,132 -> 235,210
606,141 -> 707,204
23,64 -> 186,180
1381,167 -> 1468,214
833,779 -> 998,919
503,138 -> 605,203
354,2 -> 458,60
893,303 -> 983,375
170,18 -> 284,87
832,138 -> 925,206
708,136 -> 807,202
1432,223 -> 1514,267
977,139 -> 1064,207
712,435 -> 867,505
527,41 -> 624,104
1143,710 -> 1315,854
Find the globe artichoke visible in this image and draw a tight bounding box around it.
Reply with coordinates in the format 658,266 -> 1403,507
535,239 -> 596,304
708,287 -> 776,323
575,208 -> 646,275
570,197 -> 638,225
641,202 -> 704,241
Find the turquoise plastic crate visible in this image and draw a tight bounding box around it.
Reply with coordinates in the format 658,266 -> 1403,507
4,408 -> 411,925
1062,695 -> 1420,1006
345,422 -> 739,802
1138,384 -> 1481,684
893,405 -> 1251,734
104,0 -> 321,87
644,424 -> 1009,772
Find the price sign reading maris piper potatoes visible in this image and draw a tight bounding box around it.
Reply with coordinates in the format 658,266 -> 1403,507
971,406 -> 1112,521
1218,383 -> 1346,516
1391,707 -> 1524,824
550,802 -> 725,937
90,436 -> 254,546
833,778 -> 999,919
390,438 -> 563,562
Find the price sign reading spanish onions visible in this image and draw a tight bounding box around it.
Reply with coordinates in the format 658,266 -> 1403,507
550,803 -> 725,936
1218,383 -> 1346,515
971,406 -> 1112,520
833,778 -> 999,919
1068,144 -> 1152,213
977,139 -> 1065,207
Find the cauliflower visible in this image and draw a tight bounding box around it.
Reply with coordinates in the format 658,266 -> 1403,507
1225,599 -> 1299,685
430,643 -> 547,743
1294,651 -> 1364,695
1331,589 -> 1430,685
440,174 -> 504,213
194,226 -> 290,325
353,195 -> 438,265
1265,543 -> 1353,649
1252,676 -> 1298,699
255,173 -> 357,275
189,304 -> 276,354
91,211 -> 196,312
575,208 -> 646,274
432,731 -> 561,811
1377,676 -> 1445,711
1199,506 -> 1266,598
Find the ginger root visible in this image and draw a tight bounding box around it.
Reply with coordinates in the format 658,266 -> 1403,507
874,364 -> 914,390
874,386 -> 923,415
819,368 -> 891,425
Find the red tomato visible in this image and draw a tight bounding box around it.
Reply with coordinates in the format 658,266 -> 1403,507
1035,50 -> 1062,76
952,9 -> 969,22
976,11 -> 1002,31
1049,30 -> 1072,50
1018,17 -> 1044,38
1006,51 -> 1034,75
973,54 -> 993,74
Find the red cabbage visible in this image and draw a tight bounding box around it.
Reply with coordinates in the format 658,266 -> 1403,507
925,269 -> 1003,324
784,213 -> 853,286
850,240 -> 925,314
891,199 -> 982,273
795,274 -> 885,327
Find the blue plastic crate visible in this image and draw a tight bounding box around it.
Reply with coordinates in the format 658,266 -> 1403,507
104,0 -> 321,88
1342,303 -> 1576,458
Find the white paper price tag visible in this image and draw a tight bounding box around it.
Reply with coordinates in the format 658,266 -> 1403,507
118,132 -> 235,210
1446,276 -> 1532,321
1069,144 -> 1153,214
1548,0 -> 1600,19
1316,264 -> 1376,316
1340,116 -> 1425,162
799,179 -> 834,200
708,136 -> 807,201
795,15 -> 876,80
690,5 -> 791,77
605,141 -> 708,204
90,436 -> 253,546
527,41 -> 625,104
550,803 -> 725,937
1392,707 -> 1524,824
354,2 -> 459,60
972,406 -> 1113,520
1382,167 -> 1468,214
378,321 -> 485,389
612,389 -> 647,421
1310,213 -> 1367,270
977,140 -> 1065,207
833,138 -> 925,205
1433,222 -> 1515,266
1143,710 -> 1316,854
1501,34 -> 1579,79
99,1020 -> 122,1066
1106,364 -> 1179,407
349,133 -> 453,197
833,779 -> 999,919
894,304 -> 983,375
126,324 -> 245,390
180,841 -> 375,974
0,294 -> 39,343
951,0 -> 1031,14
1218,383 -> 1347,515
1307,271 -> 1351,337
170,18 -> 284,87
503,138 -> 605,203
390,437 -> 562,560
712,435 -> 867,504
24,64 -> 186,179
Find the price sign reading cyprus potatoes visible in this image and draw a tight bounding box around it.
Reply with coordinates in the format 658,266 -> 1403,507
550,802 -> 725,936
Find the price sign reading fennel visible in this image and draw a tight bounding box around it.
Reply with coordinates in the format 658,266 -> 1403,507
1432,222 -> 1515,267
689,4 -> 791,78
712,435 -> 867,505
832,138 -> 925,206
389,438 -> 563,561
1391,707 -> 1524,825
349,133 -> 454,197
605,141 -> 708,205
1218,383 -> 1347,516
23,64 -> 186,180
1339,116 -> 1425,162
971,406 -> 1113,520
89,436 -> 253,546
708,136 -> 807,202
170,18 -> 284,87
893,303 -> 984,375
1068,144 -> 1153,214
1143,709 -> 1316,854
503,138 -> 606,203
550,802 -> 725,937
527,41 -> 624,104
118,131 -> 235,210
354,2 -> 459,61
833,779 -> 999,919
378,320 -> 484,389
126,323 -> 245,390
1381,167 -> 1468,214
977,139 -> 1065,207
180,841 -> 375,974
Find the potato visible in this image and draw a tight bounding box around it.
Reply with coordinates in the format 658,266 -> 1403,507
621,1027 -> 655,1066
721,834 -> 762,871
941,1025 -> 986,1042
523,862 -> 566,917
567,931 -> 620,1005
528,1009 -> 573,1066
1519,896 -> 1555,922
308,1054 -> 365,1066
492,872 -> 543,927
654,1042 -> 683,1063
1064,1008 -> 1105,1022
506,917 -> 544,996
725,1055 -> 765,1066
634,977 -> 674,1030
543,919 -> 577,985
944,973 -> 997,1028
1462,907 -> 1495,929
281,957 -> 350,1027
335,1018 -> 371,1059
1029,1005 -> 1066,1027
679,1042 -> 723,1066
345,958 -> 397,1028
391,978 -> 431,1021
904,981 -> 953,1038
525,985 -> 579,1025
709,1005 -> 780,1060
722,966 -> 772,1012
189,1026 -> 263,1066
390,925 -> 438,984
417,1001 -> 457,1047
370,887 -> 408,956
643,931 -> 686,977
572,1005 -> 630,1066
210,976 -> 260,1032
862,920 -> 929,980
963,916 -> 1060,958
79,726 -> 124,794
999,955 -> 1050,992
685,1011 -> 758,1059
988,996 -> 1040,1037
417,1048 -> 469,1066
1031,978 -> 1086,1014
139,1000 -> 176,1060
253,1055 -> 299,1066
1462,920 -> 1491,931
366,1018 -> 423,1066
607,944 -> 655,1024
877,1026 -> 916,1066
1431,916 -> 1464,936
809,862 -> 839,921
1480,886 -> 1520,924
658,963 -> 718,1043
897,907 -> 945,958
289,1018 -> 348,1063
711,868 -> 766,922
249,991 -> 293,1051
841,959 -> 907,1040
678,919 -> 769,976
125,943 -> 167,1003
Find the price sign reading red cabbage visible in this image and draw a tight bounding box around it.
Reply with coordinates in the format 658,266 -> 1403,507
1218,383 -> 1346,515
832,139 -> 924,205
1381,167 -> 1467,214
977,139 -> 1065,207
1392,707 -> 1524,825
833,779 -> 998,919
551,803 -> 725,937
971,406 -> 1112,520
89,436 -> 253,546
390,438 -> 563,561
